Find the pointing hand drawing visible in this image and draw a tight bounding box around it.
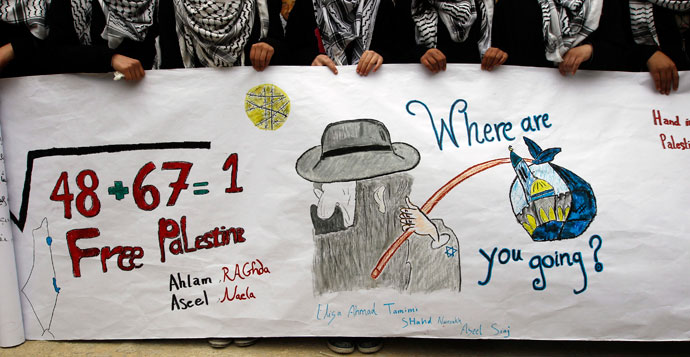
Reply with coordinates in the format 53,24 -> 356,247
400,197 -> 439,242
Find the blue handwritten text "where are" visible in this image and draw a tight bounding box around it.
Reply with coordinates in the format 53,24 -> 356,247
406,99 -> 551,150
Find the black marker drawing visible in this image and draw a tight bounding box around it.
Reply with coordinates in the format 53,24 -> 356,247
296,119 -> 460,295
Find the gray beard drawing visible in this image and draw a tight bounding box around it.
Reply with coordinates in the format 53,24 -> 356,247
310,174 -> 460,295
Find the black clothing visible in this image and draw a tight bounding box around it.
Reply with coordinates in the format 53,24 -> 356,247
283,0 -> 325,65
412,0 -> 484,64
285,0 -> 419,65
369,0 -> 419,63
2,0 -> 156,78
158,0 -> 285,69
491,0 -> 644,71
45,0 -> 157,73
587,0 -> 689,72
653,6 -> 690,70
0,22 -> 49,77
491,0 -> 552,68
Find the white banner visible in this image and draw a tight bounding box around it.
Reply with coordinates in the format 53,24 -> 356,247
0,126 -> 25,347
0,64 -> 688,341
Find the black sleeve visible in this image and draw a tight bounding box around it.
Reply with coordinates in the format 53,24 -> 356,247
2,23 -> 40,64
368,0 -> 419,64
490,0 -> 508,52
158,0 -> 184,69
632,44 -> 659,69
584,0 -> 649,72
0,22 -> 48,77
490,0 -> 550,67
261,0 -> 287,64
652,5 -> 690,70
45,0 -> 157,73
368,0 -> 394,61
284,0 -> 321,65
45,0 -> 116,73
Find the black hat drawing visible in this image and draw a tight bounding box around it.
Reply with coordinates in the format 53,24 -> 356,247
296,119 -> 420,183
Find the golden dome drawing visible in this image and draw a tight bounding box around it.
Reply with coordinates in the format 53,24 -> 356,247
531,179 -> 554,197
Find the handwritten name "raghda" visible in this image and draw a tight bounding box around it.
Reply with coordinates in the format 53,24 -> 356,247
222,259 -> 270,281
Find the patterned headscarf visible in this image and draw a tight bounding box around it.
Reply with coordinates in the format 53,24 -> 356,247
173,0 -> 270,67
70,0 -> 156,48
630,0 -> 690,46
537,0 -> 603,63
311,0 -> 381,65
410,0 -> 493,56
0,0 -> 51,39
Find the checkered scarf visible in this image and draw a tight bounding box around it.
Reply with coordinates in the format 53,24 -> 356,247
411,0 -> 493,56
630,0 -> 690,46
312,0 -> 381,65
0,0 -> 50,39
173,0 -> 269,67
70,0 -> 155,47
537,0 -> 602,63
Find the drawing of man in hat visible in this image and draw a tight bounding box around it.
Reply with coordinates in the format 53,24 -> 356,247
296,119 -> 460,294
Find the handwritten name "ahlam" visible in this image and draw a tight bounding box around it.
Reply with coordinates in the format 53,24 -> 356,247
169,272 -> 212,291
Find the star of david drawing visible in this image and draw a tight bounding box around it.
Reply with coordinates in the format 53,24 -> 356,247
445,246 -> 457,258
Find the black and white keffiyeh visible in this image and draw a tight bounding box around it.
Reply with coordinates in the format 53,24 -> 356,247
312,0 -> 381,65
101,0 -> 156,48
70,0 -> 155,48
0,0 -> 51,39
173,0 -> 269,67
70,0 -> 94,44
537,0 -> 602,63
630,0 -> 690,46
411,0 -> 493,55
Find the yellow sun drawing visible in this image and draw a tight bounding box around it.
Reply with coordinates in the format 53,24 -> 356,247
244,84 -> 290,131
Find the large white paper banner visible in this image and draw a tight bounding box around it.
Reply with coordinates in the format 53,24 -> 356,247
0,65 -> 688,342
0,127 -> 25,347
